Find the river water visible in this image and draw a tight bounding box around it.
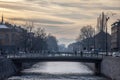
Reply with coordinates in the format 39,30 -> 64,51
8,62 -> 108,80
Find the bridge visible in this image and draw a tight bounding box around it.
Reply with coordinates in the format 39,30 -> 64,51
6,52 -> 103,75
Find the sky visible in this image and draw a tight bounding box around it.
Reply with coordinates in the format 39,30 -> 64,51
0,0 -> 120,46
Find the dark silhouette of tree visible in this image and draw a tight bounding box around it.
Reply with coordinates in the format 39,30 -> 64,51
32,27 -> 47,51
17,28 -> 28,52
76,25 -> 95,51
25,21 -> 34,52
46,34 -> 58,52
76,25 -> 95,42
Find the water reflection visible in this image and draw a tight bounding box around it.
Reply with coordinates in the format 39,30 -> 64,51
8,62 -> 108,80
22,62 -> 93,74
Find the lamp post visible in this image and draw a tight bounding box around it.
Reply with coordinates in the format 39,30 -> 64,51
105,17 -> 109,56
93,26 -> 96,54
105,11 -> 116,55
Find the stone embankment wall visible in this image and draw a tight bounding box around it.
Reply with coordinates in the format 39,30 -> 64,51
101,56 -> 120,80
85,56 -> 120,80
0,56 -> 120,80
0,57 -> 17,80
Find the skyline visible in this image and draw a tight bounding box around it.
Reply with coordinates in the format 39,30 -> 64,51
0,0 -> 120,46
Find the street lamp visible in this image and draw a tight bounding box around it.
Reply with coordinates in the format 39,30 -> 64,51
105,12 -> 116,56
93,25 -> 96,54
105,16 -> 109,56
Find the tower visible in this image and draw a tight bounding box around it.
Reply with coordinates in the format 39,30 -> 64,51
97,12 -> 107,32
1,14 -> 4,24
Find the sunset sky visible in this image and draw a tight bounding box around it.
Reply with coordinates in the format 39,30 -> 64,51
0,0 -> 120,46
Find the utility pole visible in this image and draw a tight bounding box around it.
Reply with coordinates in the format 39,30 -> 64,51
105,17 -> 109,56
94,26 -> 96,52
105,11 -> 116,55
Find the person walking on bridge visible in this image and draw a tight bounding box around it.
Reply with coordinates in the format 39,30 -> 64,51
80,51 -> 83,57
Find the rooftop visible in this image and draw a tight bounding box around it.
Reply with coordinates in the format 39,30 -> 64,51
0,24 -> 9,29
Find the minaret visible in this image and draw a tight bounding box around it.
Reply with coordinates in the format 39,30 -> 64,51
1,14 -> 4,24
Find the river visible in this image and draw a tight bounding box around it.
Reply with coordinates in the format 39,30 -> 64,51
7,62 -> 108,80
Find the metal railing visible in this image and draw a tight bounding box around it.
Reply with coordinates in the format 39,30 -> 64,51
6,52 -> 103,59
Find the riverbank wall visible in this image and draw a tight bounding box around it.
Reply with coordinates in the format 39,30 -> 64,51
85,56 -> 120,80
0,57 -> 17,80
101,56 -> 120,80
1,56 -> 120,80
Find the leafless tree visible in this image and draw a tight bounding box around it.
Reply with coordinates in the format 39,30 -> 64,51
76,25 -> 95,42
76,25 -> 95,51
25,20 -> 34,33
34,27 -> 46,38
33,27 -> 47,51
46,34 -> 58,52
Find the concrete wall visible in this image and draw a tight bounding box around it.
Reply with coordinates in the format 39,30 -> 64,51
85,56 -> 120,80
0,56 -> 120,80
0,57 -> 17,80
101,56 -> 120,80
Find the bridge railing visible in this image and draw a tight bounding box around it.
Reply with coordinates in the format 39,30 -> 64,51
6,52 -> 103,59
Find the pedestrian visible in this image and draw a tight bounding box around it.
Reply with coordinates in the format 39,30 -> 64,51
75,51 -> 77,56
0,49 -> 3,55
80,51 -> 83,57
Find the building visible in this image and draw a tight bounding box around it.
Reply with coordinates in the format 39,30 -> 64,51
81,37 -> 94,51
68,12 -> 111,52
94,12 -> 111,52
67,42 -> 82,52
0,24 -> 12,46
78,31 -> 111,52
0,15 -> 27,52
0,16 -> 14,51
58,44 -> 67,52
94,31 -> 111,52
111,20 -> 120,51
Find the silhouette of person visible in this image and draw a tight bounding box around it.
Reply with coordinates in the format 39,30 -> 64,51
0,49 -> 3,55
75,51 -> 77,56
80,51 -> 83,57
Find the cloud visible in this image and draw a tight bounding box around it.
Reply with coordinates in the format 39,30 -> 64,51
52,2 -> 120,11
8,17 -> 74,25
0,1 -> 40,12
58,38 -> 75,45
24,0 -> 120,11
54,13 -> 94,19
0,0 -> 120,45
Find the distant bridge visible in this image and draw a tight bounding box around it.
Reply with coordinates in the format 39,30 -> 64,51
6,52 -> 103,75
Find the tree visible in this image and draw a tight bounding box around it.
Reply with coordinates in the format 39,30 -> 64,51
76,25 -> 95,51
25,21 -> 34,52
20,21 -> 35,52
32,27 -> 47,51
77,25 -> 95,42
46,34 -> 58,52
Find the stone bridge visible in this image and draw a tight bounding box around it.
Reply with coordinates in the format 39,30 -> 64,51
6,52 -> 103,75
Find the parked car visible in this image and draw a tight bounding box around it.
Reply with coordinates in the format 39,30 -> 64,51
83,50 -> 91,54
91,49 -> 99,54
112,52 -> 120,57
108,52 -> 113,56
98,52 -> 106,55
18,51 -> 26,54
